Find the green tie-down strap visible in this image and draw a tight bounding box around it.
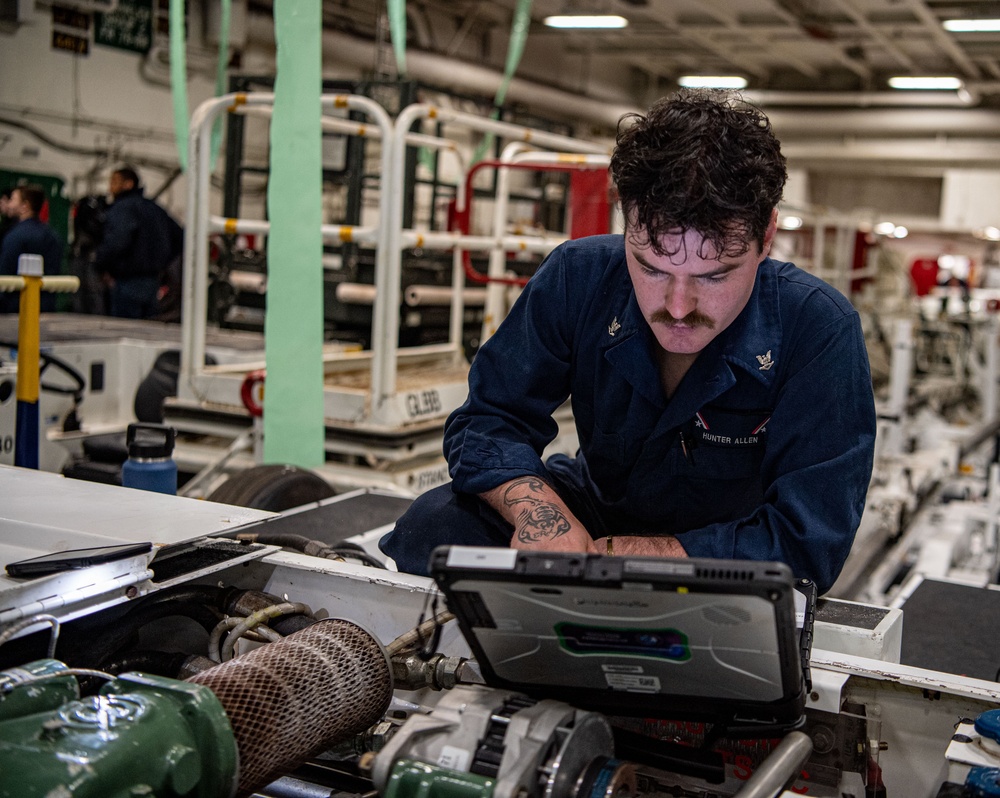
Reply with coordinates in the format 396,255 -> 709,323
264,0 -> 326,468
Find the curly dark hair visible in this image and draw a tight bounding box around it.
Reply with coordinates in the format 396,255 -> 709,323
610,90 -> 786,258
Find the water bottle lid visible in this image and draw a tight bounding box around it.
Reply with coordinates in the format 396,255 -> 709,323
127,423 -> 175,459
977,710 -> 1000,743
966,767 -> 1000,798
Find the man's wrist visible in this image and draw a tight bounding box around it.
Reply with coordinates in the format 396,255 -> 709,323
608,534 -> 687,558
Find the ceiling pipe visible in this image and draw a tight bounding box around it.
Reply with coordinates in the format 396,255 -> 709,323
244,11 -> 1000,142
767,107 -> 1000,137
782,137 -> 1000,165
246,11 -> 639,129
745,90 -> 979,108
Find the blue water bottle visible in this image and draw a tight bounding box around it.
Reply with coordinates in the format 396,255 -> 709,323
121,423 -> 177,495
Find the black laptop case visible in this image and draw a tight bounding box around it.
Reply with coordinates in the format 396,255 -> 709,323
430,546 -> 813,734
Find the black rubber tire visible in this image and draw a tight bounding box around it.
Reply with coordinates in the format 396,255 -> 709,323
205,464 -> 335,511
134,349 -> 216,423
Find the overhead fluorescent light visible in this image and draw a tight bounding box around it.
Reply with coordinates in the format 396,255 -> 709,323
779,216 -> 803,230
873,221 -> 897,236
677,75 -> 748,89
888,76 -> 963,90
943,19 -> 1000,32
543,14 -> 629,28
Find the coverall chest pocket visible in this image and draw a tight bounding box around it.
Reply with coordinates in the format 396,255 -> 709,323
679,407 -> 771,480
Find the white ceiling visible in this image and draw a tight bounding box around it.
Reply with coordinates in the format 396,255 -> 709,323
249,0 -> 1000,217
302,0 -> 1000,97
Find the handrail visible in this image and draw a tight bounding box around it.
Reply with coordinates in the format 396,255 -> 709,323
455,156 -> 611,287
181,93 -> 394,401
381,104 -> 609,407
181,94 -> 609,427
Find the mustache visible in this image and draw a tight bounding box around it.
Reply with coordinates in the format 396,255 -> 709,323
650,308 -> 715,329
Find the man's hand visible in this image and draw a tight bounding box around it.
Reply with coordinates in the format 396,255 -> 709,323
481,476 -> 598,554
594,535 -> 687,558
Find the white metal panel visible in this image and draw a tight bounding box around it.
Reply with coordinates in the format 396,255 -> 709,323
0,465 -> 276,633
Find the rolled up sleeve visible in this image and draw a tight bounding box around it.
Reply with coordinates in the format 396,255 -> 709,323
445,247 -> 579,494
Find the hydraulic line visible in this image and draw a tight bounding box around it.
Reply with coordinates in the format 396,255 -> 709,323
235,531 -> 388,569
0,614 -> 60,657
11,667 -> 116,689
96,649 -> 192,679
386,610 -> 455,655
219,601 -> 314,662
224,589 -> 317,637
209,616 -> 283,663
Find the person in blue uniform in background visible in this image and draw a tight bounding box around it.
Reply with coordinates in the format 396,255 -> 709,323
94,166 -> 182,320
380,90 -> 877,594
0,185 -> 64,314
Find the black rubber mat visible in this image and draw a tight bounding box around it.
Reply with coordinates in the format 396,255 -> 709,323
816,598 -> 892,630
254,491 -> 414,545
899,578 -> 1000,682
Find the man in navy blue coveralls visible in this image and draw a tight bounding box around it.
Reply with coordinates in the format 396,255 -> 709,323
380,91 -> 876,594
0,185 -> 63,314
94,166 -> 182,320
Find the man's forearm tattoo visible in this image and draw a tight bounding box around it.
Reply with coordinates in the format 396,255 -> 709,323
502,476 -> 572,544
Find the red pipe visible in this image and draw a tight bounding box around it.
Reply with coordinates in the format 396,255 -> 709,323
455,159 -> 608,287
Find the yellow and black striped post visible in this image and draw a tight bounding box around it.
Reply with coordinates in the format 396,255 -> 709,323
0,254 -> 79,468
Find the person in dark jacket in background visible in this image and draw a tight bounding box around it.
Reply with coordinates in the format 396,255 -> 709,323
0,184 -> 64,314
380,90 -> 877,594
94,166 -> 183,319
0,188 -> 17,249
70,194 -> 109,315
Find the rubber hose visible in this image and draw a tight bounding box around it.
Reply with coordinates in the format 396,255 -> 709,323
220,602 -> 313,661
209,617 -> 283,663
386,611 -> 456,655
96,649 -> 192,678
224,590 -> 316,637
236,533 -> 386,568
328,548 -> 387,569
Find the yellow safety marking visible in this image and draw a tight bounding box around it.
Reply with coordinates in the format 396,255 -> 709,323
677,586 -> 689,594
519,241 -> 527,251
228,93 -> 248,112
339,226 -> 353,243
415,234 -> 424,247
335,96 -> 349,108
356,124 -> 368,136
224,218 -> 239,235
557,154 -> 587,164
523,131 -> 533,142
428,107 -> 438,119
16,276 -> 41,403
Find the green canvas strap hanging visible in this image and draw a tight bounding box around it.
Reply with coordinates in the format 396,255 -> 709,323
263,0 -> 325,467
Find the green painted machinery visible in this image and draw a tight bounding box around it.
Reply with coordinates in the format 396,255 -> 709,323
0,662 -> 238,798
